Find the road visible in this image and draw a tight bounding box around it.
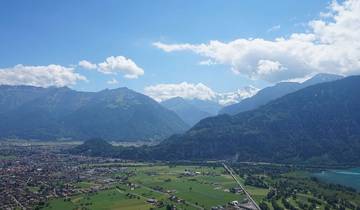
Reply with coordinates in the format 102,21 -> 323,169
222,163 -> 261,210
11,195 -> 26,210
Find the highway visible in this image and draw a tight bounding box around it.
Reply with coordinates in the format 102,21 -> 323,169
222,163 -> 261,210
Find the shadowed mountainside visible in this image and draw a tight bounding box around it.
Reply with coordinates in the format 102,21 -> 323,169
0,86 -> 189,141
73,76 -> 360,165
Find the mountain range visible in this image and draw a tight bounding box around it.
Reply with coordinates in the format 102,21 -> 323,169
161,97 -> 222,126
72,76 -> 360,165
0,85 -> 188,141
161,73 -> 343,126
219,73 -> 344,115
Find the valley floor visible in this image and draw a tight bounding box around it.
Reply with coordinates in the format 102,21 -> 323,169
0,141 -> 359,210
43,164 -> 249,210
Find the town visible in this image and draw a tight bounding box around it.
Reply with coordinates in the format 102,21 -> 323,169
0,141 -> 259,210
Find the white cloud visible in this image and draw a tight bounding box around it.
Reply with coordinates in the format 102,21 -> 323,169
98,56 -> 144,79
144,82 -> 259,105
107,78 -> 119,85
267,24 -> 281,33
145,82 -> 216,101
153,42 -> 198,53
153,0 -> 360,83
0,64 -> 87,87
257,60 -> 286,76
78,56 -> 144,79
198,59 -> 218,66
78,60 -> 97,69
216,86 -> 259,106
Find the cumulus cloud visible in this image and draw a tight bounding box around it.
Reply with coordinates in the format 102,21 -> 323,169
145,82 -> 216,101
107,78 -> 119,85
78,60 -> 97,69
98,56 -> 144,79
153,0 -> 360,83
257,60 -> 286,76
79,56 -> 144,79
144,82 -> 258,105
0,64 -> 87,87
198,59 -> 218,66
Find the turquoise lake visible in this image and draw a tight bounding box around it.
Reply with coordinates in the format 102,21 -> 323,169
313,168 -> 360,191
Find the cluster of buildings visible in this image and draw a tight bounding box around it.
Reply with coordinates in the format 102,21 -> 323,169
0,142 -> 259,210
211,198 -> 258,210
181,169 -> 202,177
0,143 -> 130,210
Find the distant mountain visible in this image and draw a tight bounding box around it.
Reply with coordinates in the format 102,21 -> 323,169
219,73 -> 343,115
0,85 -> 55,114
215,86 -> 259,106
184,98 -> 222,115
73,76 -> 360,165
0,85 -> 188,141
301,73 -> 344,87
161,97 -> 222,126
219,82 -> 302,115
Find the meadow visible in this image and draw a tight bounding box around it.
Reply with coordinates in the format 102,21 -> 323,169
43,164 -> 247,210
44,189 -> 152,210
42,163 -> 360,210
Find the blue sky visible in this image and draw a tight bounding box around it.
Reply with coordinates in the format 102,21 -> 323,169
2,0 -> 358,103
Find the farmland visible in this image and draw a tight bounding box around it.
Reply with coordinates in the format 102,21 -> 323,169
1,142 -> 360,210
44,165 -> 248,210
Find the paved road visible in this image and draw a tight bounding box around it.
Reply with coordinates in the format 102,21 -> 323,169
222,163 -> 261,210
11,195 -> 26,210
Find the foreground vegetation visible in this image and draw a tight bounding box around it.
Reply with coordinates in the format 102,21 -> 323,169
232,163 -> 360,210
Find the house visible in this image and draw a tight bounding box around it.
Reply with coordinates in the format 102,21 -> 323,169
229,200 -> 239,206
147,198 -> 157,204
230,187 -> 243,194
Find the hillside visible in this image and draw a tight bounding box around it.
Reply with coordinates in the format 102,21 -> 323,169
73,76 -> 360,165
219,73 -> 343,115
161,97 -> 222,126
0,86 -> 188,141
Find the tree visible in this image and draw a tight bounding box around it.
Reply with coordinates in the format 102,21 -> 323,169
259,202 -> 270,210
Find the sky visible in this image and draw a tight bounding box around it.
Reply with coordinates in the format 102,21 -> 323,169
0,0 -> 358,104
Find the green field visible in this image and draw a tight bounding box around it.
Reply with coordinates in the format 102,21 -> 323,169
232,164 -> 360,210
44,189 -> 152,210
75,181 -> 94,189
0,155 -> 16,160
41,163 -> 360,210
127,165 -> 243,208
42,165 -> 247,210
